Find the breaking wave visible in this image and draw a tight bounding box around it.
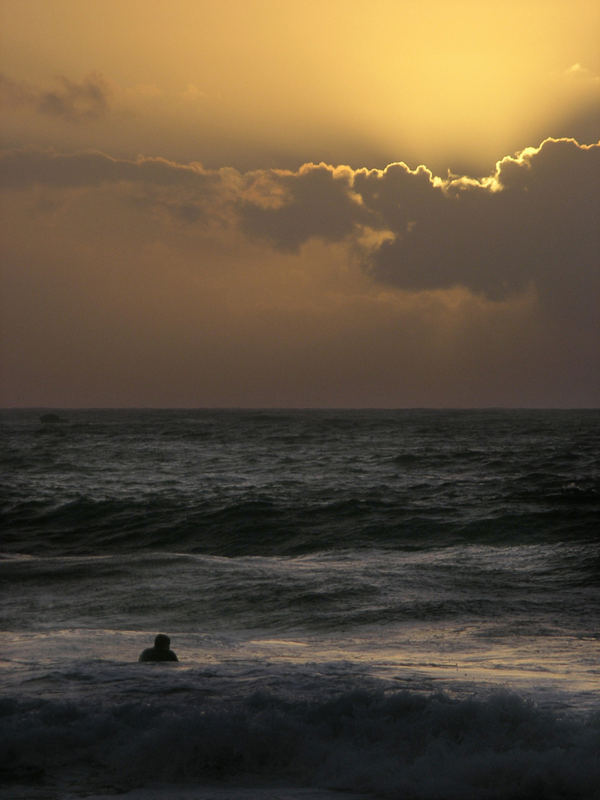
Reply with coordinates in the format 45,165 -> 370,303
2,686 -> 599,799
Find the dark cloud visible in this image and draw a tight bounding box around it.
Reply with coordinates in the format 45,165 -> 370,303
239,164 -> 371,251
366,139 -> 599,310
0,149 -> 212,190
0,72 -> 111,122
37,73 -> 111,121
2,138 -> 598,316
236,138 -> 599,313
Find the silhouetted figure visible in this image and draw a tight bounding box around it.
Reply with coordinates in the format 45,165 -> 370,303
139,634 -> 178,662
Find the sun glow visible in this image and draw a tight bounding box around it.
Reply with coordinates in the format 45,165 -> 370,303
2,0 -> 598,171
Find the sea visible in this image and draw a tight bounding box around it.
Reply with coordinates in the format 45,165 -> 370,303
1,408 -> 599,800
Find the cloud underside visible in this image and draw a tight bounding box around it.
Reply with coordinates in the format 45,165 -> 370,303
2,136 -> 598,305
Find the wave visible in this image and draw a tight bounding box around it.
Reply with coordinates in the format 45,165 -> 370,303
1,686 -> 599,799
4,546 -> 595,637
3,408 -> 599,558
2,487 -> 598,558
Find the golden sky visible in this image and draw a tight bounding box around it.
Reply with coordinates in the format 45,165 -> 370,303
1,0 -> 599,406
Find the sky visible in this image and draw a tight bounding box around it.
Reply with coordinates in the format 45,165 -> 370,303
1,0 -> 599,408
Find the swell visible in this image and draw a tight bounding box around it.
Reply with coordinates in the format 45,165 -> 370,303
1,488 -> 600,556
2,484 -> 598,557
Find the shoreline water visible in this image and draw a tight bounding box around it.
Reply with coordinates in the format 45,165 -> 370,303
2,625 -> 599,799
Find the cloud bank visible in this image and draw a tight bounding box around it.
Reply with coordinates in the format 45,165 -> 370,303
238,139 -> 599,308
4,136 -> 597,305
1,138 -> 598,406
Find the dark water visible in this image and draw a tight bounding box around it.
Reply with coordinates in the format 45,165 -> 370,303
3,408 -> 598,553
1,409 -> 599,799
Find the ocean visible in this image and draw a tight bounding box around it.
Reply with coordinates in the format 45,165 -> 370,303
1,409 -> 599,800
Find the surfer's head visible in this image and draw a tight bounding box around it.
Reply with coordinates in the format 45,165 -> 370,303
154,634 -> 171,650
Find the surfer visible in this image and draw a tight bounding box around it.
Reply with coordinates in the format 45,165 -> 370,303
138,634 -> 178,662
